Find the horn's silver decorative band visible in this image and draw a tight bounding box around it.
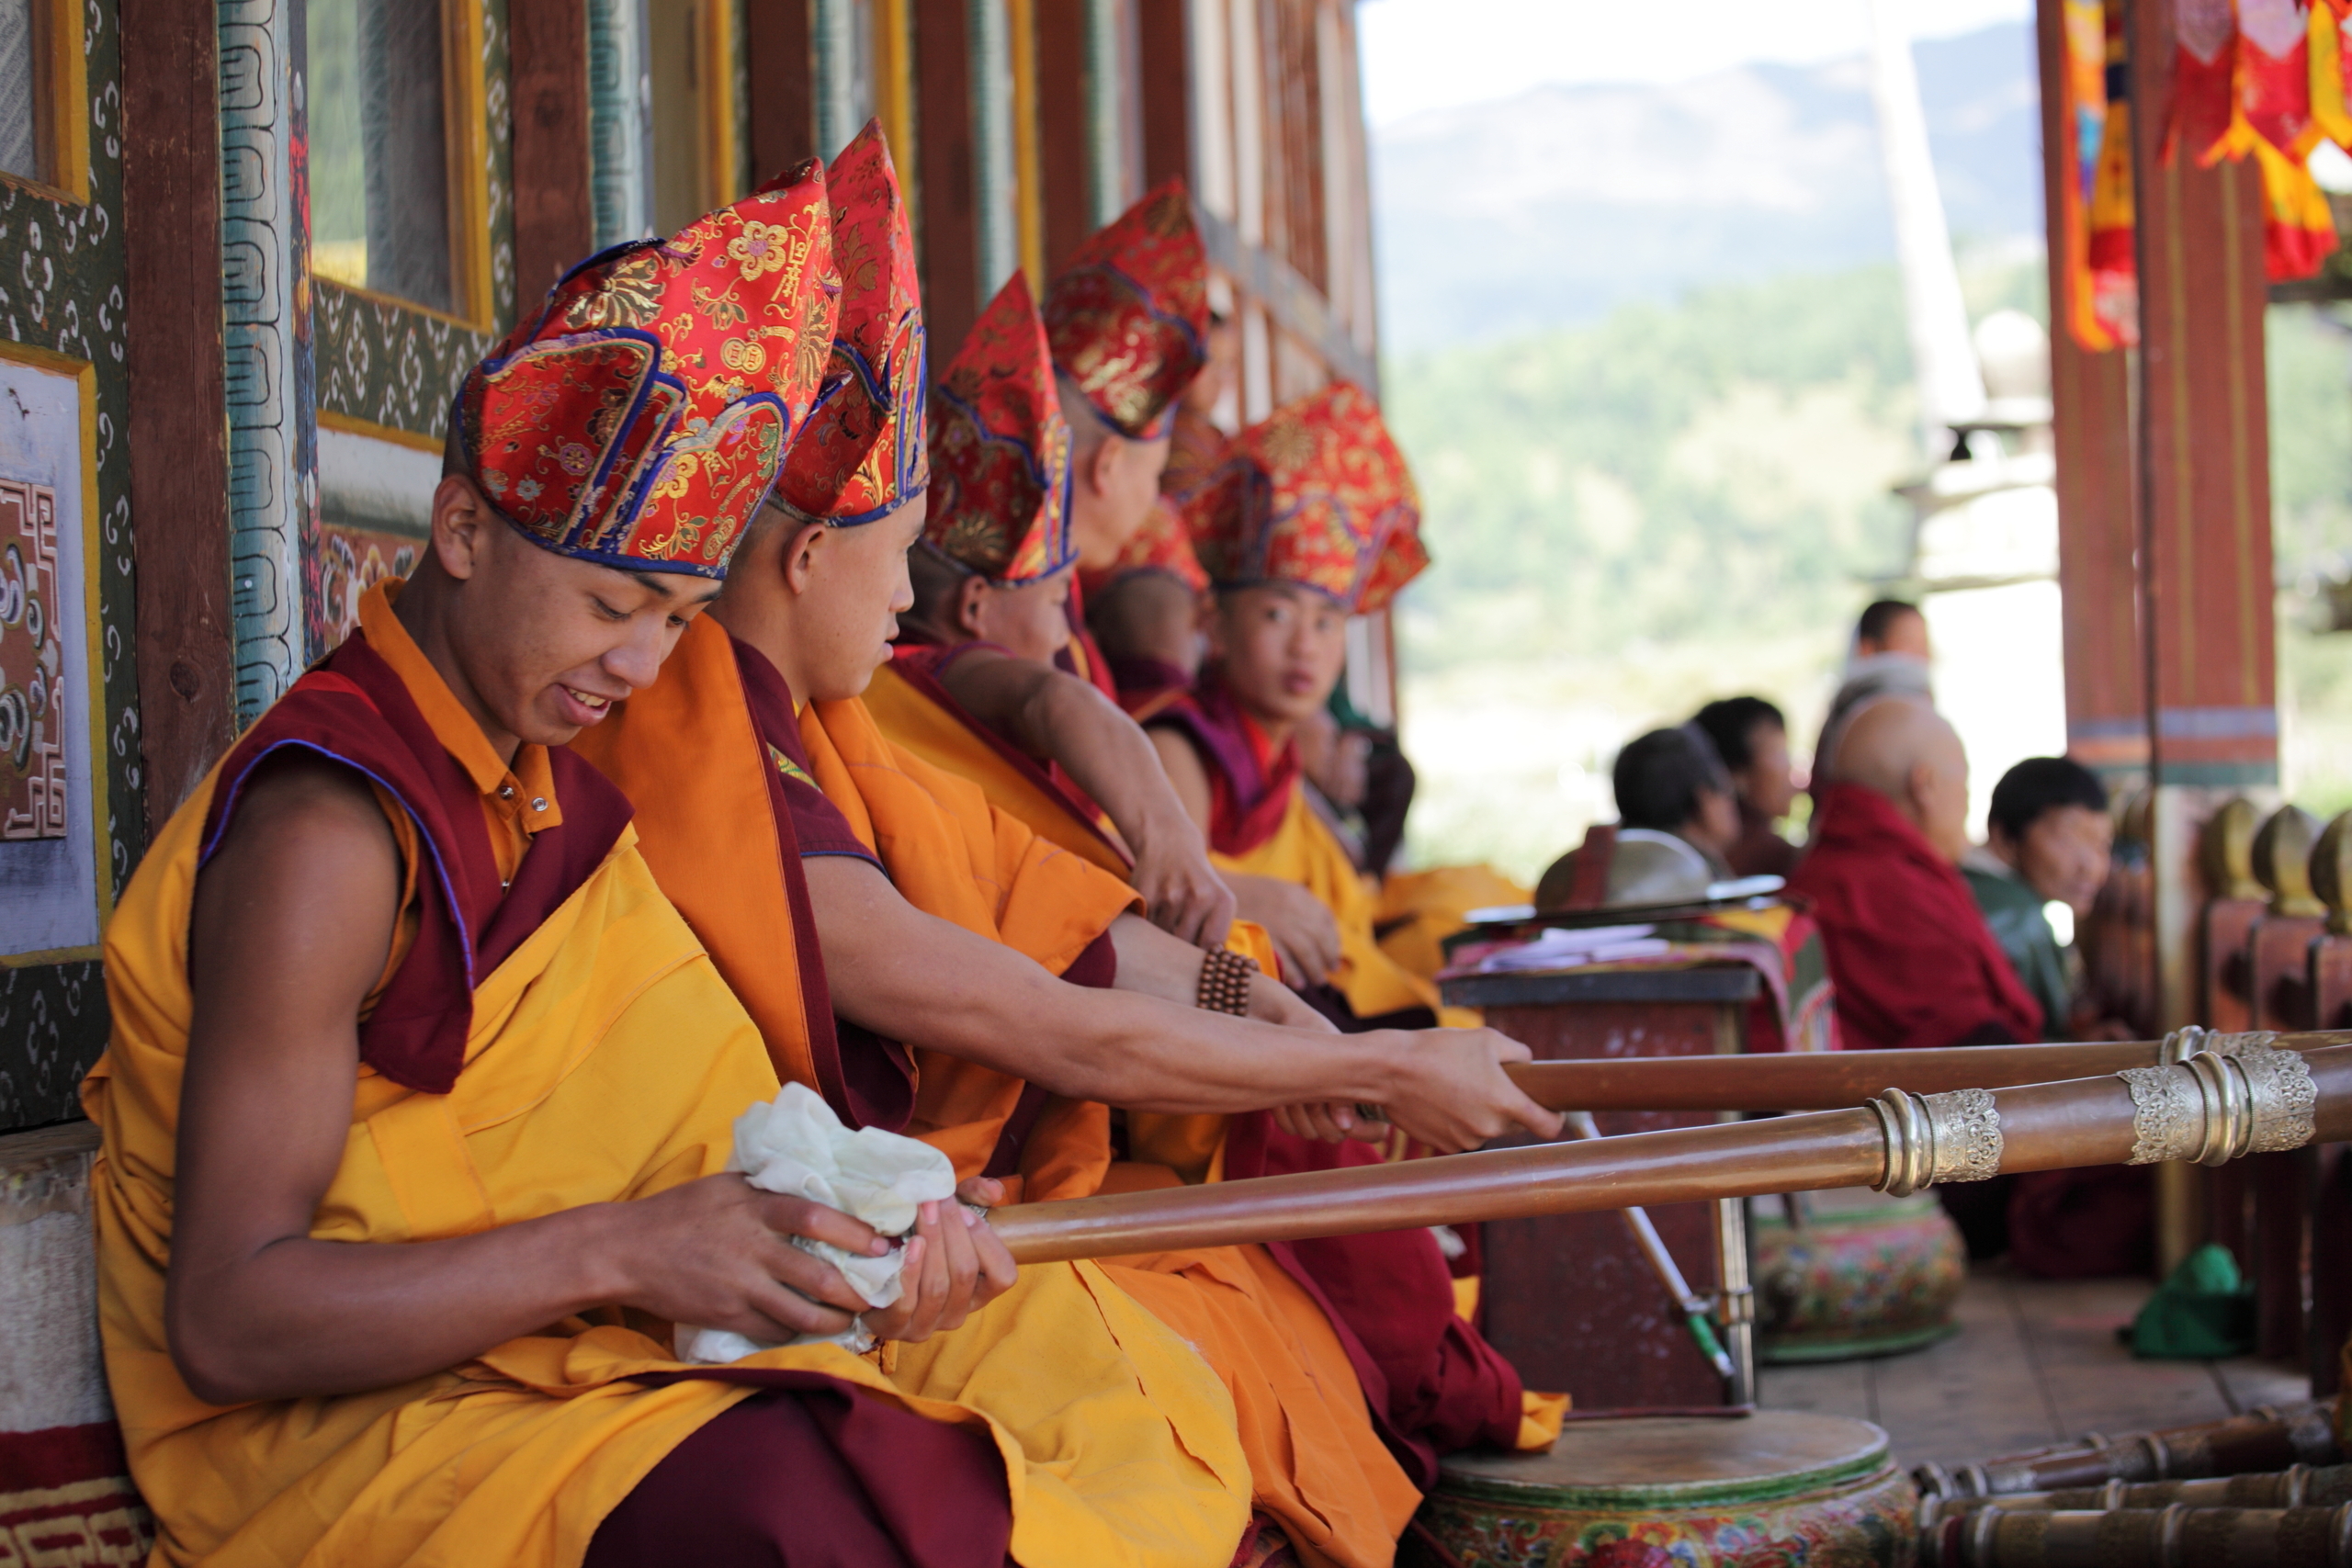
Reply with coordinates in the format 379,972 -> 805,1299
2120,1047 -> 2315,1166
1869,1087 -> 2004,1196
2235,1045 -> 2318,1154
1925,1089 -> 2004,1184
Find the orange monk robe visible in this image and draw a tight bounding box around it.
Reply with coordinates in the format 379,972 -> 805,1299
585,619 -> 1421,1567
1373,864 -> 1532,986
797,686 -> 1428,1568
864,643 -> 1132,882
85,599 -> 1247,1568
1219,789 -> 1473,1027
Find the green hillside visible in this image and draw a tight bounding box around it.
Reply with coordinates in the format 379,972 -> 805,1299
1382,263 -> 2352,877
1385,264 -> 1927,674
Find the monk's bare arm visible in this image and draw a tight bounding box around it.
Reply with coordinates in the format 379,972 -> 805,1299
1144,723 -> 1340,983
167,754 -> 887,1405
805,855 -> 1561,1152
941,649 -> 1234,947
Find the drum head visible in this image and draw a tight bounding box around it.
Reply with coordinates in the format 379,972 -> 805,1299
1436,1412 -> 1894,1511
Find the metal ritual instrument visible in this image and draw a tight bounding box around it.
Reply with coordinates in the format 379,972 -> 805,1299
1399,1411 -> 1917,1568
1495,1026 -> 2352,1113
1921,1460 -> 2352,1523
1913,1401 -> 2342,1500
989,1041 -> 2347,1264
1929,1501 -> 2352,1567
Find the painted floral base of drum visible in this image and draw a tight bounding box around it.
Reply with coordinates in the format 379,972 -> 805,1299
1408,1414 -> 1919,1568
1752,1190 -> 1966,1365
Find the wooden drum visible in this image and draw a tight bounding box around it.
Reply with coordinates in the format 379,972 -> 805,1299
1752,1189 -> 1967,1364
1407,1411 -> 1919,1568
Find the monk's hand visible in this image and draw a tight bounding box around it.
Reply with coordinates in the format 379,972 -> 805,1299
1379,1028 -> 1564,1154
864,1178 -> 1017,1345
1129,815 -> 1237,950
611,1174 -> 884,1343
1227,875 -> 1341,987
1272,1101 -> 1390,1143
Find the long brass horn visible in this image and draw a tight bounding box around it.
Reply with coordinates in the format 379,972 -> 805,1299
989,1043 -> 2344,1264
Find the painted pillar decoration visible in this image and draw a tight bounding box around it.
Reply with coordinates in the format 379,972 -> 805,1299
218,0 -> 317,720
0,0 -> 143,1128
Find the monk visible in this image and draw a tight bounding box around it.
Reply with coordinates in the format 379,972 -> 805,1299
1081,295 -> 1235,718
1692,694 -> 1801,878
1155,380 -> 1442,1019
1040,181 -> 1207,699
82,173 -> 1250,1568
1137,378 -> 1560,1480
577,131 -> 1562,1567
868,179 -> 1228,942
1789,695 -> 2040,1053
1609,725 -> 1742,878
875,273 -> 1230,944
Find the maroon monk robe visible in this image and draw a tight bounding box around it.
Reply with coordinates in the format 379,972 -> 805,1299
1787,782 -> 2042,1052
1142,666 -> 1302,857
216,637 -> 1015,1562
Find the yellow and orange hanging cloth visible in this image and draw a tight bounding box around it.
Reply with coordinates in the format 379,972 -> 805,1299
2066,0 -> 2342,355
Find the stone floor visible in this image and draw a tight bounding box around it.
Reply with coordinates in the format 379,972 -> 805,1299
1756,1265 -> 2314,1471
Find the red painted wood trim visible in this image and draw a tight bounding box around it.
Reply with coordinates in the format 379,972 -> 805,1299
913,0 -> 979,355
745,0 -> 817,181
1136,0 -> 1190,195
2128,0 -> 2278,780
1035,0 -> 1091,273
510,0 -> 594,299
119,0 -> 235,819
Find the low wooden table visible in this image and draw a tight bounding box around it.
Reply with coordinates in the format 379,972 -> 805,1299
1439,961 -> 1761,1411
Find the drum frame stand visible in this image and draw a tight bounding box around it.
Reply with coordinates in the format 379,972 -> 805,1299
1717,1196 -> 1756,1405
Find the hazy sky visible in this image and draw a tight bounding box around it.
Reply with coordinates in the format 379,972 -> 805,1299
1357,0 -> 2036,125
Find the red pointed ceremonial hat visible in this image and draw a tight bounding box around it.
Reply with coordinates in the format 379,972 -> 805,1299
1187,379 -> 1430,614
773,121 -> 928,525
924,273 -> 1076,586
1041,180 -> 1209,440
455,160 -> 839,578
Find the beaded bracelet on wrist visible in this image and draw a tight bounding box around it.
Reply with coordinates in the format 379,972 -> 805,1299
1195,947 -> 1260,1014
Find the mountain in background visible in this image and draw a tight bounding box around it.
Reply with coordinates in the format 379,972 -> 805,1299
1371,22 -> 2042,350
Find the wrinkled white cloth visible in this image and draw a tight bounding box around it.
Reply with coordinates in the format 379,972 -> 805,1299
678,1083 -> 959,1363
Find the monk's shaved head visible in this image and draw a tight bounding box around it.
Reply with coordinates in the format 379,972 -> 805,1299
1830,695 -> 1971,861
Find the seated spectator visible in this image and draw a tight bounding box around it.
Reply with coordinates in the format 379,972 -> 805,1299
1962,759 -> 2141,1279
1610,725 -> 1742,878
1788,697 -> 2040,1052
1814,599 -> 1933,787
1692,695 -> 1800,877
1962,757 -> 2113,1039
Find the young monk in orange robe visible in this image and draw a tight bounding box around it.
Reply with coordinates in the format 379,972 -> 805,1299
82,174 -> 1259,1568
1084,296 -> 1232,721
1149,379 -> 1567,1472
575,129 -> 1563,1568
866,181 -> 1227,943
1037,181 -> 1205,699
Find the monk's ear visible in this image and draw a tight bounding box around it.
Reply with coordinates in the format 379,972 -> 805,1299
428,475 -> 492,581
953,574 -> 991,638
1080,434 -> 1122,499
780,521 -> 829,596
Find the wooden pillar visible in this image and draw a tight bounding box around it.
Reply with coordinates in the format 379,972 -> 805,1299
510,0 -> 595,298
1136,0 -> 1191,195
121,0 -> 236,818
913,0 -> 980,355
744,0 -> 818,179
2039,0 -> 2145,786
1035,0 -> 1092,272
2129,0 -> 2279,1023
2122,0 -> 2279,1279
